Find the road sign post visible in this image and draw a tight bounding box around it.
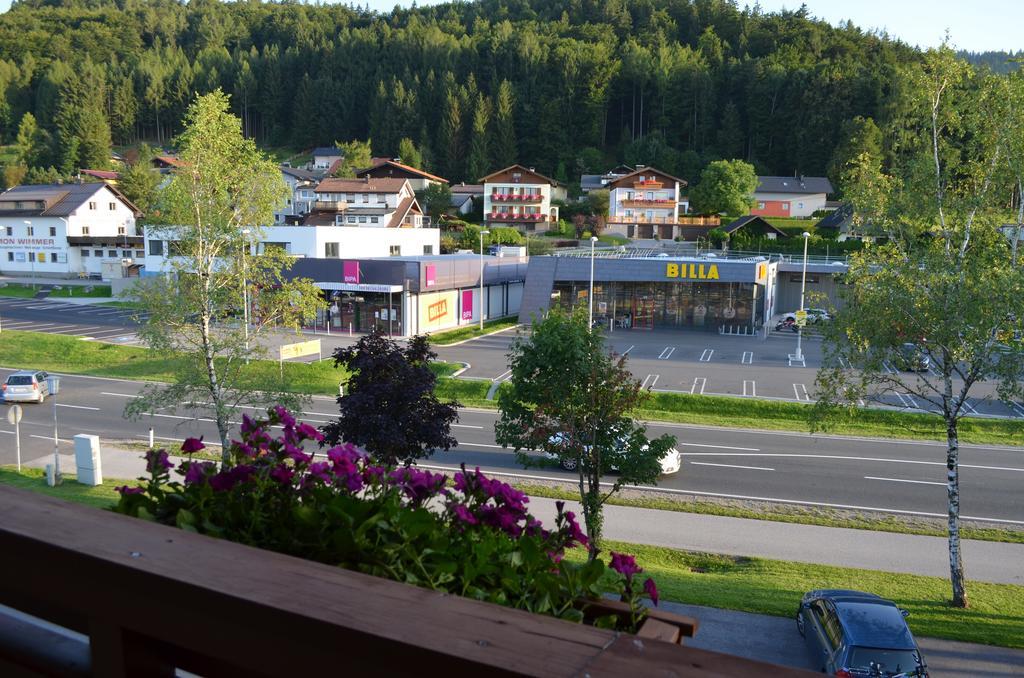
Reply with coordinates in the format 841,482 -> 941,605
795,309 -> 808,328
6,405 -> 23,471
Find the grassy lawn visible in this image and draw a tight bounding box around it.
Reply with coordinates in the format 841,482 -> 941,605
427,317 -> 520,345
0,329 -> 460,397
0,466 -> 121,509
96,300 -> 143,309
567,541 -> 1024,649
598,233 -> 629,246
0,283 -> 112,298
517,483 -> 1024,544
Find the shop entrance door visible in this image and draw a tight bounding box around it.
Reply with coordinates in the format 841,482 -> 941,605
632,297 -> 654,329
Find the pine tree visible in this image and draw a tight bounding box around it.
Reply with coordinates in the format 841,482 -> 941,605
109,74 -> 138,145
397,137 -> 423,169
716,101 -> 744,160
466,94 -> 491,182
438,90 -> 463,179
54,62 -> 112,170
118,143 -> 161,218
490,79 -> 517,169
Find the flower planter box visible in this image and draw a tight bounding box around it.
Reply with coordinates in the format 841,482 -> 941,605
575,598 -> 699,645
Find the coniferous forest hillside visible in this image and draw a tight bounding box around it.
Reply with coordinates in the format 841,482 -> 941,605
0,0 -> 927,185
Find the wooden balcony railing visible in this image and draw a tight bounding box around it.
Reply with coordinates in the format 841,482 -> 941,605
633,180 -> 663,189
608,215 -> 721,226
620,199 -> 676,208
0,485 -> 810,677
490,193 -> 543,203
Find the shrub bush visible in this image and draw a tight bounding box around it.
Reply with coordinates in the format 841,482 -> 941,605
114,407 -> 659,630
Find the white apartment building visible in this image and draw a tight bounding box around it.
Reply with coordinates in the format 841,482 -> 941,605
0,183 -> 142,279
480,165 -> 561,233
308,177 -> 428,228
606,168 -> 689,240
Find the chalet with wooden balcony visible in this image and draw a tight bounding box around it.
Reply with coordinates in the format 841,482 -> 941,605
355,158 -> 448,192
481,165 -> 561,232
308,177 -> 427,228
606,168 -> 718,240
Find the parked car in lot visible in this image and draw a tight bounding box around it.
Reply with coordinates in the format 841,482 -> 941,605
545,432 -> 682,475
796,589 -> 928,677
1,370 -> 51,403
783,308 -> 831,324
894,343 -> 930,372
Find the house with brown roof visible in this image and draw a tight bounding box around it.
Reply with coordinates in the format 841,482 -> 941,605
308,177 -> 428,229
606,167 -> 695,240
356,158 -> 447,192
480,165 -> 562,233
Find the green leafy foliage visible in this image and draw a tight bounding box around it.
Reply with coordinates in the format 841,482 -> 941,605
690,159 -> 758,216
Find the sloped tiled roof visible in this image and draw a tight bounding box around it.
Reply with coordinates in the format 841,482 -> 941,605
723,215 -> 789,238
0,183 -> 141,217
387,196 -> 421,228
312,147 -> 342,157
281,165 -> 324,181
479,164 -> 558,186
451,183 -> 484,194
608,167 -> 687,188
356,158 -> 448,184
756,176 -> 834,195
80,169 -> 120,181
315,178 -> 409,194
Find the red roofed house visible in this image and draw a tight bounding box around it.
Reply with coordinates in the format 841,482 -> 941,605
355,158 -> 448,192
480,165 -> 561,233
307,177 -> 428,229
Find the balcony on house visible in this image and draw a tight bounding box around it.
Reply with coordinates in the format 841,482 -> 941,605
314,200 -> 348,211
608,215 -> 721,226
488,212 -> 549,223
489,192 -> 544,204
619,198 -> 677,208
0,486 -> 806,677
632,179 -> 664,190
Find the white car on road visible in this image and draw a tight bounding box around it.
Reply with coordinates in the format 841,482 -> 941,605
545,432 -> 682,475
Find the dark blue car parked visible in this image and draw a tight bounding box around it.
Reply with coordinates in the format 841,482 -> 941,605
796,589 -> 928,677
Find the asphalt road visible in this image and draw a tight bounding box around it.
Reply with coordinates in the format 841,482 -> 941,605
3,295 -> 1021,416
2,369 -> 1022,525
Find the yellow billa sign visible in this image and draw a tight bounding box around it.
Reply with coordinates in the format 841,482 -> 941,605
666,263 -> 719,280
280,339 -> 322,360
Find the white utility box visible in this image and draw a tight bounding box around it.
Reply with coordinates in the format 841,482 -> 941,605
73,434 -> 103,486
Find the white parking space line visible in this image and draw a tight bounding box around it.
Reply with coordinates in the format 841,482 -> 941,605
895,393 -> 920,409
657,346 -> 675,360
690,377 -> 707,395
699,348 -> 714,362
621,345 -> 634,356
1011,402 -> 1024,418
882,361 -> 898,374
837,356 -> 850,369
741,351 -> 753,365
961,399 -> 978,415
743,380 -> 756,397
57,403 -> 101,411
91,309 -> 128,316
641,374 -> 655,389
864,476 -> 945,487
690,461 -> 775,471
648,374 -> 660,388
793,383 -> 810,401
493,369 -> 512,381
452,424 -> 484,429
30,434 -> 74,443
0,321 -> 36,328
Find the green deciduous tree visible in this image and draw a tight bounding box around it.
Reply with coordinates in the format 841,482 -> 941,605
419,182 -> 452,224
117,143 -> 161,219
689,159 -> 757,216
332,138 -> 372,178
813,48 -> 1024,609
397,137 -> 423,170
125,90 -> 323,463
496,308 -> 676,558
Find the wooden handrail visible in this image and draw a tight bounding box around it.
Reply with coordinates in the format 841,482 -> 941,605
0,486 -> 813,677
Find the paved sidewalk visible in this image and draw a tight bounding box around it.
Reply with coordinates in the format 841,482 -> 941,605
525,496 -> 1024,585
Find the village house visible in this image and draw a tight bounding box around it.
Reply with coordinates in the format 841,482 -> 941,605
480,165 -> 562,233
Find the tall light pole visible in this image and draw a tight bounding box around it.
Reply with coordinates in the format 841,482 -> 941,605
479,229 -> 490,331
795,231 -> 810,362
241,228 -> 251,360
589,235 -> 598,328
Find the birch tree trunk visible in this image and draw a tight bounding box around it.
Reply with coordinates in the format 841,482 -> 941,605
946,420 -> 968,608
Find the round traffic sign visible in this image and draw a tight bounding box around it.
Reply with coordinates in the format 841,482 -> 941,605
6,404 -> 23,425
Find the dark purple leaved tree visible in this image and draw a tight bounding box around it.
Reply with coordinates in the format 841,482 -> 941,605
322,329 -> 460,466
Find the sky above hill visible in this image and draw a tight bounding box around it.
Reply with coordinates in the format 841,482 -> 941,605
0,0 -> 1017,53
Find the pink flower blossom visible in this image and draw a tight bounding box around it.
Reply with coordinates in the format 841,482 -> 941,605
643,577 -> 659,606
609,552 -> 642,581
181,436 -> 205,453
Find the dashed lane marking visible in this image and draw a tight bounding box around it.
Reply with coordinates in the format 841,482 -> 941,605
690,461 -> 775,472
864,476 -> 945,487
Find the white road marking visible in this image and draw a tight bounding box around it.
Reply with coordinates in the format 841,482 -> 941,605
793,383 -> 809,401
30,434 -> 73,443
415,464 -> 1024,526
864,476 -> 946,487
897,393 -> 919,409
961,399 -> 978,415
741,351 -> 753,365
679,443 -> 760,451
837,356 -> 850,369
883,361 -> 898,374
690,461 -> 775,471
56,403 -> 101,411
135,434 -> 222,447
621,345 -> 634,356
452,424 -> 484,429
648,374 -> 660,388
679,452 -> 1024,472
658,346 -> 675,360
699,348 -> 714,362
100,392 -> 138,398
1011,402 -> 1024,418
493,369 -> 512,381
690,377 -> 706,395
743,380 -> 756,397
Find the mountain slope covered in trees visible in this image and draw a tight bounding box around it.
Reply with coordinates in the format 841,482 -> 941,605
0,0 -> 922,185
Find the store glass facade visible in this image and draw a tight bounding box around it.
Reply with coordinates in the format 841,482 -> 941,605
550,280 -> 761,330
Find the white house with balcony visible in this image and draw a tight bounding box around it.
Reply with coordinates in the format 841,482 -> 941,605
480,165 -> 561,233
0,183 -> 142,279
606,167 -> 702,240
308,177 -> 428,228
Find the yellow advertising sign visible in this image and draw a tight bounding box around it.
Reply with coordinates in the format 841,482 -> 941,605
279,339 -> 322,361
666,263 -> 719,280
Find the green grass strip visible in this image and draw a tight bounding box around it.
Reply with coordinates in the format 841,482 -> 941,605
0,466 -> 121,509
514,483 -> 1024,544
426,317 -> 519,345
0,283 -> 112,298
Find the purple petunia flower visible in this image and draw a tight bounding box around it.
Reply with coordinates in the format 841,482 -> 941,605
181,436 -> 205,453
452,504 -> 478,525
307,462 -> 333,484
270,464 -> 295,484
182,461 -> 215,486
388,467 -> 447,504
643,577 -> 659,606
563,511 -> 589,547
296,422 -> 324,442
241,413 -> 258,434
209,465 -> 256,492
115,485 -> 144,495
609,552 -> 643,581
283,443 -> 312,465
144,449 -> 174,474
273,405 -> 296,429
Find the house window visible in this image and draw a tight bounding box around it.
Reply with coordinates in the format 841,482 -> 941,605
50,252 -> 58,262
109,202 -> 116,210
361,194 -> 368,203
797,202 -> 804,209
789,274 -> 820,284
89,202 -> 97,210
370,217 -> 378,224
26,226 -> 34,236
324,242 -> 339,258
757,202 -> 765,209
135,250 -> 145,258
4,226 -> 10,236
149,240 -> 163,256
81,249 -> 90,257
49,226 -> 56,236
782,202 -> 790,211
118,226 -> 126,235
6,252 -> 12,261
81,227 -> 90,235
122,250 -> 133,258
108,250 -> 117,258
389,245 -> 400,256
358,216 -> 367,223
347,216 -> 357,224
423,245 -> 433,255
94,249 -> 103,257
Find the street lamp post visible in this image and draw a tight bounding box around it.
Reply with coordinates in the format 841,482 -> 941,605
46,375 -> 61,485
241,228 -> 251,360
479,230 -> 490,331
795,231 -> 810,362
589,235 -> 598,328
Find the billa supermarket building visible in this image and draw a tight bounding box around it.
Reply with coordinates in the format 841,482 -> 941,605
519,253 -> 787,330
